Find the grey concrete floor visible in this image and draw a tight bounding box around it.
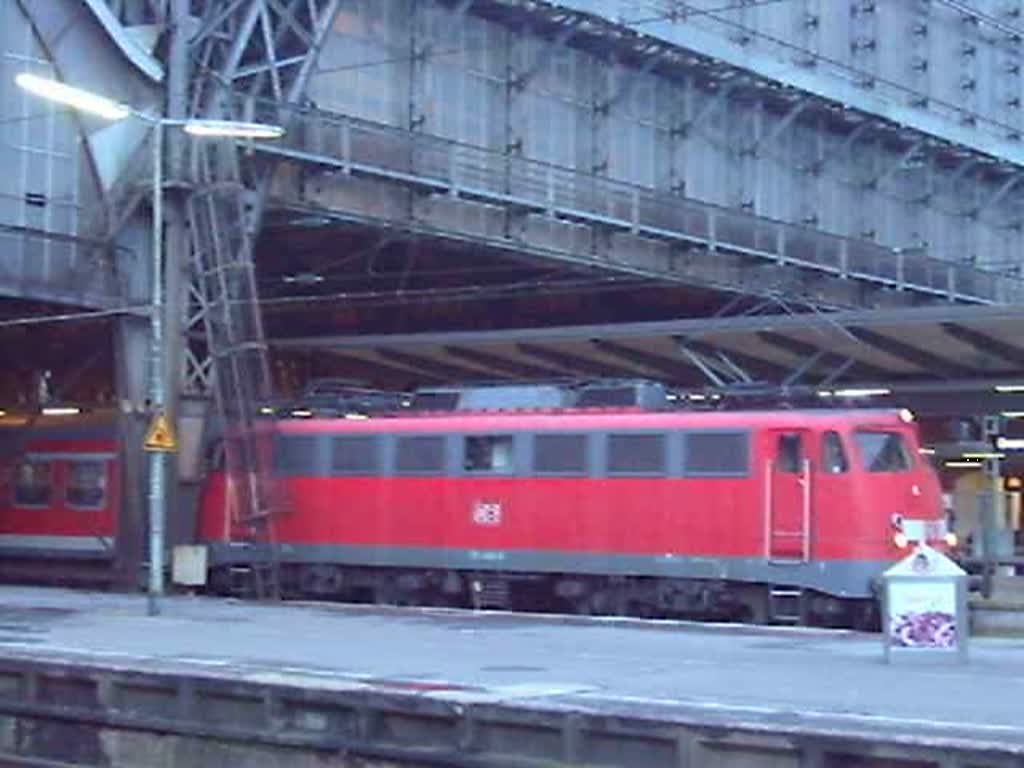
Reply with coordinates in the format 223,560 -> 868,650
0,586 -> 1020,750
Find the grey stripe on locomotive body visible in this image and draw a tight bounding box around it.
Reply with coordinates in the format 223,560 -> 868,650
207,543 -> 884,599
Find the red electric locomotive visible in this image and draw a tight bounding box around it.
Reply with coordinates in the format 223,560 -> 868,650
198,383 -> 949,626
0,411 -> 120,582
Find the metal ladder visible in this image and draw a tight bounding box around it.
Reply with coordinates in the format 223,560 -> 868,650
186,140 -> 281,600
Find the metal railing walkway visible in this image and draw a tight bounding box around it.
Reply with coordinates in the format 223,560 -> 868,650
249,104 -> 1022,305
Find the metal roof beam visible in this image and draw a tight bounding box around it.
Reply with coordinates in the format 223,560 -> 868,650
941,323 -> 1024,368
590,339 -> 692,381
443,346 -> 564,379
849,326 -> 974,379
324,352 -> 445,386
374,348 -> 485,382
674,336 -> 788,382
517,343 -> 642,378
757,331 -> 889,380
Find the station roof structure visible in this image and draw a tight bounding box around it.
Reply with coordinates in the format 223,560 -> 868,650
274,303 -> 1024,414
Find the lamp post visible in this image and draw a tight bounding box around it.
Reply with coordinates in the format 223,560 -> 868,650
15,73 -> 284,615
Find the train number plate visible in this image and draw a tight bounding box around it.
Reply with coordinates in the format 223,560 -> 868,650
472,501 -> 502,526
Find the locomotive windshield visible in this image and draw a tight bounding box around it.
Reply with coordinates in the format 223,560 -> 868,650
854,431 -> 912,473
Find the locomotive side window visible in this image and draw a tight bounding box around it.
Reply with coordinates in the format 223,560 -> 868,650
607,434 -> 666,475
684,432 -> 749,476
13,460 -> 51,507
331,436 -> 379,475
821,431 -> 849,474
855,431 -> 912,473
776,433 -> 802,473
464,435 -> 515,473
273,435 -> 319,476
396,435 -> 445,475
534,434 -> 587,475
66,460 -> 107,509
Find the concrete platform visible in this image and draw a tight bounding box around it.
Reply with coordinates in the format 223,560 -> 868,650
0,587 -> 1020,766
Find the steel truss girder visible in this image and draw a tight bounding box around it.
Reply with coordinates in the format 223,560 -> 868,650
178,0 -> 340,568
263,111 -> 1010,305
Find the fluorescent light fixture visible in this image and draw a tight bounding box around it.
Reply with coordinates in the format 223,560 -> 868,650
290,409 -> 313,418
833,387 -> 891,397
687,394 -> 707,402
962,451 -> 1006,460
918,447 -> 936,455
996,384 -> 1024,393
1002,411 -> 1024,418
344,412 -> 369,420
183,119 -> 285,139
15,73 -> 131,120
945,461 -> 982,469
996,436 -> 1024,451
0,409 -> 6,418
41,406 -> 80,416
817,390 -> 833,398
259,406 -> 275,415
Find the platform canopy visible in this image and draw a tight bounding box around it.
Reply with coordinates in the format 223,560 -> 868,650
274,303 -> 1024,415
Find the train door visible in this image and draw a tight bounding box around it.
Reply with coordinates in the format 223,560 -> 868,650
765,429 -> 812,561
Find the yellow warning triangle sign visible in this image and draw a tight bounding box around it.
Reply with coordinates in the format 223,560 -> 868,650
143,412 -> 178,452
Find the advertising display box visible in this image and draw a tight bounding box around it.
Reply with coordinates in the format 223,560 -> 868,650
882,545 -> 968,664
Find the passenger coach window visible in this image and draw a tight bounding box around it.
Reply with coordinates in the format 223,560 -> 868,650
534,434 -> 587,475
821,431 -> 849,474
855,431 -> 912,473
607,434 -> 666,475
331,436 -> 378,475
273,435 -> 319,475
396,436 -> 445,475
776,433 -> 802,473
684,432 -> 749,475
13,460 -> 50,507
66,460 -> 107,509
464,435 -> 515,473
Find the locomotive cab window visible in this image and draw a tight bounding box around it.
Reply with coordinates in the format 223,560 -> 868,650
13,460 -> 51,507
776,433 -> 802,473
821,431 -> 849,474
66,460 -> 107,509
855,431 -> 912,473
464,435 -> 515,474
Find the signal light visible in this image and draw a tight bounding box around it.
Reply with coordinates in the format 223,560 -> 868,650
893,532 -> 909,549
944,532 -> 959,548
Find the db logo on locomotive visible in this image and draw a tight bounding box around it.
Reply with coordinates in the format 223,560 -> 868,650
472,500 -> 502,526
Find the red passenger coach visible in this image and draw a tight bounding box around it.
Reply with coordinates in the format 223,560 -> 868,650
0,412 -> 120,579
198,387 -> 949,626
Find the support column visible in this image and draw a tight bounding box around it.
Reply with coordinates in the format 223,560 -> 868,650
113,221 -> 150,590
